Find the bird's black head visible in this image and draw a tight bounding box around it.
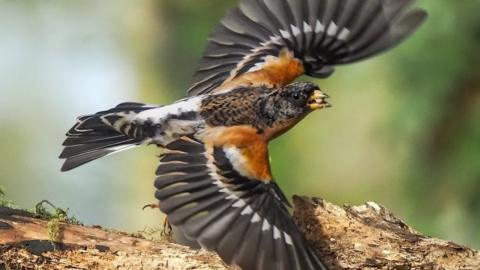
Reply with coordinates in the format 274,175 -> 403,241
260,82 -> 330,124
258,82 -> 330,138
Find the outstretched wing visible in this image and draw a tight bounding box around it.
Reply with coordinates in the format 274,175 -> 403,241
154,136 -> 327,270
188,0 -> 427,96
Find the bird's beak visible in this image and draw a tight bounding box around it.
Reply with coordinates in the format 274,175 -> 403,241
308,90 -> 331,110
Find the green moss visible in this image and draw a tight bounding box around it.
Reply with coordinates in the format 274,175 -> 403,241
34,200 -> 81,225
33,200 -> 82,244
47,218 -> 62,243
0,189 -> 80,244
0,186 -> 16,208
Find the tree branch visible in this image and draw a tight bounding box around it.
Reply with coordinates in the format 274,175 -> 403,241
1,197 -> 479,270
292,196 -> 480,270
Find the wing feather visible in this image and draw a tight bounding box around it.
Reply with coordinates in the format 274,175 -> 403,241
188,0 -> 427,96
154,136 -> 328,270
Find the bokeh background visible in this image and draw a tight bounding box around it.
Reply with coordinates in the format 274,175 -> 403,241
1,0 -> 479,248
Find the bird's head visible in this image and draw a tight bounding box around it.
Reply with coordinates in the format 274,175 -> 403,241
259,82 -> 330,138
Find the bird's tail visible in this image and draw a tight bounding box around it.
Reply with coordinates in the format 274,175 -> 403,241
60,102 -> 154,171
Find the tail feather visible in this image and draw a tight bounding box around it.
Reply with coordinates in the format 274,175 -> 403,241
59,137 -> 137,159
62,134 -> 126,147
61,149 -> 115,172
60,103 -> 153,172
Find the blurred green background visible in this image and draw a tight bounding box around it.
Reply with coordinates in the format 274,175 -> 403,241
1,0 -> 479,248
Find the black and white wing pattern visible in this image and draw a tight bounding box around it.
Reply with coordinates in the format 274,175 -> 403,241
188,0 -> 427,96
154,136 -> 328,270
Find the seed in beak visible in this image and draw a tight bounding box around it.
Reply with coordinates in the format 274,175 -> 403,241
308,90 -> 331,110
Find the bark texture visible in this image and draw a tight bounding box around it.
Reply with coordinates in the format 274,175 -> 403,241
292,196 -> 480,270
1,197 -> 479,270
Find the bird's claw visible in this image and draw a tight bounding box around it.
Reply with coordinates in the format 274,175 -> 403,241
142,203 -> 172,237
142,203 -> 160,210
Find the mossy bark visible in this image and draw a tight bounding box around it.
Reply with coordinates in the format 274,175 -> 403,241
1,198 -> 479,270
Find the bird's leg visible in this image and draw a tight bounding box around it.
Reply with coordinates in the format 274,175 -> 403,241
142,203 -> 172,237
161,216 -> 173,237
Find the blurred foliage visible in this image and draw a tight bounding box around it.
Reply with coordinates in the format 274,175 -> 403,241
388,1 -> 480,245
0,0 -> 479,249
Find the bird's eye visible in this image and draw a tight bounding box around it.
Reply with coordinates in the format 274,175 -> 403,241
292,93 -> 301,100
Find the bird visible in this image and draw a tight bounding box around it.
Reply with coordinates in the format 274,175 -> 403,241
60,0 -> 427,269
